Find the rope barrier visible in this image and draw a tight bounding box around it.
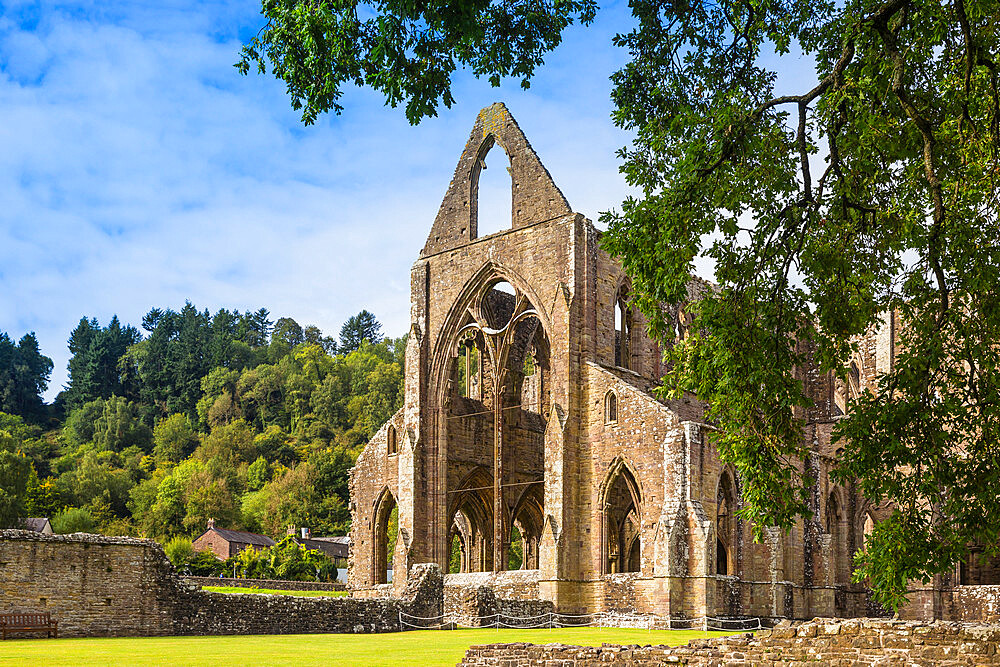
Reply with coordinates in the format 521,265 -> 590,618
399,609 -> 765,632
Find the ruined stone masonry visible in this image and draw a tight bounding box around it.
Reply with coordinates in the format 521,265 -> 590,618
348,102 -> 997,622
458,618 -> 1000,666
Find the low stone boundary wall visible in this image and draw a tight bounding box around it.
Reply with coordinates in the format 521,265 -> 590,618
0,530 -> 440,638
458,618 -> 1000,665
183,576 -> 346,592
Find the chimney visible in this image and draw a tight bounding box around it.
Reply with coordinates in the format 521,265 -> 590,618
301,527 -> 311,539
207,518 -> 215,530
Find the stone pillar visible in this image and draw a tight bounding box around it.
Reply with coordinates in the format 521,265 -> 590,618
399,260 -> 430,585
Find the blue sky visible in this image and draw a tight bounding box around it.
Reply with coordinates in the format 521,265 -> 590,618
0,0 -> 644,401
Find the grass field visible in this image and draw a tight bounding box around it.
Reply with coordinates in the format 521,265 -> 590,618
200,586 -> 349,598
0,627 -> 737,666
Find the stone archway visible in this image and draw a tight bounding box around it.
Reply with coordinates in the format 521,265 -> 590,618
373,488 -> 398,585
601,458 -> 642,574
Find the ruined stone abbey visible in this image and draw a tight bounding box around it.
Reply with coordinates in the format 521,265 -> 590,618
347,103 -> 994,622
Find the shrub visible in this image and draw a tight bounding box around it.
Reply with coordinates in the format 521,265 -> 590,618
164,535 -> 194,569
52,507 -> 96,534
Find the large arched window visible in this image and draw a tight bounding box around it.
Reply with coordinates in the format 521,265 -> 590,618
471,135 -> 512,239
716,472 -> 737,576
601,459 -> 642,574
614,285 -> 633,370
827,489 -> 848,584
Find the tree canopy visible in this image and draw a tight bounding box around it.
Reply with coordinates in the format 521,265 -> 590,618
236,0 -> 596,124
0,307 -> 401,548
0,331 -> 53,422
242,0 -> 1000,609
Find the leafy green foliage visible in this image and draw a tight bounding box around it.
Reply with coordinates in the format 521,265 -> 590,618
15,306 -> 399,565
52,507 -> 96,534
164,535 -> 195,568
153,413 -> 199,464
0,429 -> 32,528
237,0 -> 597,125
598,0 -> 1000,610
225,536 -> 340,582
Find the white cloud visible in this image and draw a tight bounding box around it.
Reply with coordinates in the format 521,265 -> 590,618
0,1 -> 640,400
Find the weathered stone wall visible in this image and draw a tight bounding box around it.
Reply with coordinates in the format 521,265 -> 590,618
948,586 -> 1000,622
0,531 -> 441,638
458,618 -> 1000,666
444,571 -> 552,626
446,570 -> 542,600
182,576 -> 346,592
0,530 -> 183,637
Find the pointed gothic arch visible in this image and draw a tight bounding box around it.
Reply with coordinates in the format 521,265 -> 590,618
471,135 -> 513,239
826,487 -> 848,584
600,457 -> 643,574
716,470 -> 738,576
372,487 -> 398,584
613,283 -> 633,370
387,424 -> 398,455
604,389 -> 618,424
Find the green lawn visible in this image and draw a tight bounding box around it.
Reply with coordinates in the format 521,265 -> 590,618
201,586 -> 349,597
0,627 -> 737,666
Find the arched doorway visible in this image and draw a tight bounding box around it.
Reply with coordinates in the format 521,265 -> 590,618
373,488 -> 398,584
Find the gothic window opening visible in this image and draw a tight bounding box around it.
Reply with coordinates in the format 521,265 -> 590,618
717,538 -> 729,575
827,490 -> 848,583
508,523 -> 524,570
387,425 -> 398,455
458,339 -> 481,399
834,360 -> 863,415
614,286 -> 632,370
471,136 -> 512,239
605,390 -> 618,424
449,532 -> 466,574
848,361 -> 861,399
521,346 -> 542,414
862,513 -> 875,549
716,471 -> 737,577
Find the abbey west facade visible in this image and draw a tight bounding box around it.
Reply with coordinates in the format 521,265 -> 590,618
348,103 -> 892,620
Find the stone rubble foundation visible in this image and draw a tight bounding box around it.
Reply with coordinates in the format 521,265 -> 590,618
458,617 -> 1000,665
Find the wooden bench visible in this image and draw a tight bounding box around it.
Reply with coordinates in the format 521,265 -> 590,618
0,613 -> 58,639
